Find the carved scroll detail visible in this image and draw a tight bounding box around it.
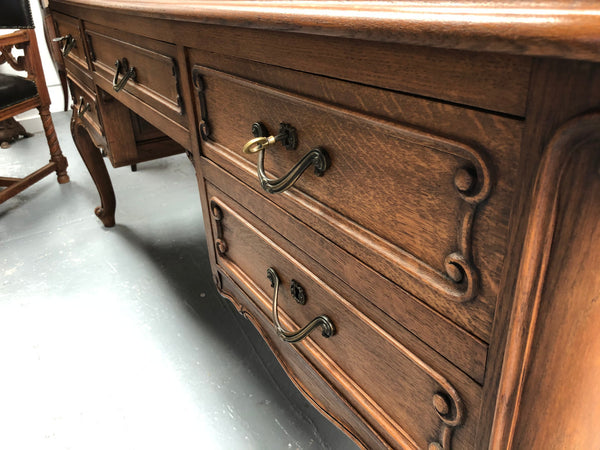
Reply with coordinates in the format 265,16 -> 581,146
210,199 -> 228,255
424,132 -> 492,303
428,390 -> 465,449
191,68 -> 210,140
442,148 -> 492,303
0,45 -> 26,72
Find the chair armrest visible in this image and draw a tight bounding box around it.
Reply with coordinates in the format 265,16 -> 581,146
0,30 -> 31,47
0,30 -> 33,74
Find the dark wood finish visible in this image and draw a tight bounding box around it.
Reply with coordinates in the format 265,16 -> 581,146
70,113 -> 115,226
206,179 -> 481,449
489,114 -> 600,448
201,157 -> 488,383
509,115 -> 600,449
86,23 -> 187,127
67,76 -> 103,142
0,27 -> 69,204
191,60 -> 520,342
476,57 -> 600,449
51,11 -> 88,71
0,117 -> 32,147
48,1 -> 600,448
51,0 -> 600,63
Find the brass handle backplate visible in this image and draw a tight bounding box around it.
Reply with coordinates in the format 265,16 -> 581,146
267,267 -> 335,343
113,58 -> 136,92
53,34 -> 75,57
242,122 -> 330,194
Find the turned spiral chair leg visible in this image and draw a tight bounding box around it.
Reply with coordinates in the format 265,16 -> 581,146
38,105 -> 69,184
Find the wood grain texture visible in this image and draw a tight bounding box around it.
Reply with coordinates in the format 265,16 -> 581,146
509,119 -> 600,449
206,179 -> 481,449
86,23 -> 187,128
200,156 -> 488,384
489,113 -> 600,449
50,0 -> 600,63
47,1 -> 600,448
216,270 -> 380,448
70,114 -> 115,227
52,11 -> 88,71
48,4 -> 532,116
192,61 -> 521,341
476,58 -> 600,449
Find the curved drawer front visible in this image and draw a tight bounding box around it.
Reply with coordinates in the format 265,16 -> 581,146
205,180 -> 481,449
192,64 -> 519,341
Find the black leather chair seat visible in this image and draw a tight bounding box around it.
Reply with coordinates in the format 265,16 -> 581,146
0,73 -> 38,109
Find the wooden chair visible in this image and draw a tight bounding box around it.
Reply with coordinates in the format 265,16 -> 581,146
37,0 -> 69,112
0,0 -> 69,204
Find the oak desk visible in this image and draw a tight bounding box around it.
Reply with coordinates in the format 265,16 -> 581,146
48,1 -> 600,448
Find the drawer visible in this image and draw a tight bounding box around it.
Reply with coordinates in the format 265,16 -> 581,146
52,12 -> 88,71
191,62 -> 522,341
84,23 -> 189,146
201,158 -> 488,382
67,76 -> 104,147
203,173 -> 482,449
93,87 -> 185,169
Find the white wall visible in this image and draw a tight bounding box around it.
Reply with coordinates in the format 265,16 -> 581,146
1,1 -> 67,132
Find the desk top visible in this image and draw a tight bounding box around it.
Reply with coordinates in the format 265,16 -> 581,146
51,0 -> 600,62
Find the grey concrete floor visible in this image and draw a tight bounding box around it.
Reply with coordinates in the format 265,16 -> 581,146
0,112 -> 357,450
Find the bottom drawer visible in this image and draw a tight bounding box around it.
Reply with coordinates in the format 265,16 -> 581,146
202,174 -> 482,449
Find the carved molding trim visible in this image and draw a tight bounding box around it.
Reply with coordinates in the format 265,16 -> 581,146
489,112 -> 600,449
209,198 -> 228,255
0,45 -> 27,72
191,67 -> 211,140
170,57 -> 185,115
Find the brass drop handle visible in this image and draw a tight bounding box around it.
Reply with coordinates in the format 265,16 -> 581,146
242,122 -> 330,194
113,58 -> 136,92
52,34 -> 76,57
76,96 -> 90,118
267,267 -> 335,343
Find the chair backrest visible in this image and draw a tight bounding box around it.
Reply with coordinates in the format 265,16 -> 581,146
0,0 -> 34,29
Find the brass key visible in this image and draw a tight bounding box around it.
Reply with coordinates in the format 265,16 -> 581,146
242,135 -> 278,154
242,122 -> 298,154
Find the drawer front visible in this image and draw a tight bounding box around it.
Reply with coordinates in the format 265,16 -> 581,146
85,24 -> 186,128
67,76 -> 104,147
192,63 -> 522,341
201,158 -> 488,382
203,177 -> 481,450
52,12 -> 88,70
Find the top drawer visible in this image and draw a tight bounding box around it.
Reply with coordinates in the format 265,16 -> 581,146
85,23 -> 186,130
52,12 -> 88,71
190,54 -> 523,342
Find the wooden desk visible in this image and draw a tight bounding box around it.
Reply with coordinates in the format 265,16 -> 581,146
48,1 -> 600,448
